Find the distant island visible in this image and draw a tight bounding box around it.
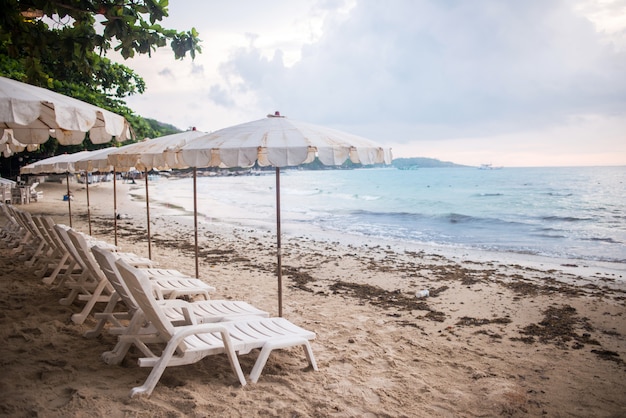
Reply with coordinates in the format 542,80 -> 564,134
391,157 -> 468,169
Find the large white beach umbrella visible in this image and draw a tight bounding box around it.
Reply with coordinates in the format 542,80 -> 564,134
107,130 -> 207,260
176,113 -> 392,316
0,76 -> 132,156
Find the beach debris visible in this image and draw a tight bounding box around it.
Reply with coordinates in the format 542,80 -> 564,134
328,280 -> 436,313
283,265 -> 317,292
591,349 -> 624,366
428,285 -> 449,297
455,316 -> 512,327
513,304 -> 600,349
416,289 -> 429,298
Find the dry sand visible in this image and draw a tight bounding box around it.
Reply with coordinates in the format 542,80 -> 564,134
1,179 -> 625,417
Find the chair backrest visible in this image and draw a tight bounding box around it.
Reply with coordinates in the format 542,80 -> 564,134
40,217 -> 70,254
0,203 -> 19,233
31,215 -> 56,248
15,209 -> 39,238
66,229 -> 108,283
115,258 -> 180,346
91,246 -> 139,313
54,224 -> 87,270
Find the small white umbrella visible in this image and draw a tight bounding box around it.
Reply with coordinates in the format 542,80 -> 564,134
20,151 -> 92,227
0,76 -> 132,150
175,113 -> 392,316
0,176 -> 16,186
20,151 -> 91,175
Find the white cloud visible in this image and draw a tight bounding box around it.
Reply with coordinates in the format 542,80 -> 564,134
217,1 -> 626,125
113,0 -> 626,166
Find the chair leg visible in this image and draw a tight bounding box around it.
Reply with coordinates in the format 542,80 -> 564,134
248,338 -> 317,383
71,279 -> 113,324
42,253 -> 69,285
130,328 -> 246,397
84,293 -> 121,338
102,313 -> 147,365
303,341 -> 318,372
59,271 -> 89,305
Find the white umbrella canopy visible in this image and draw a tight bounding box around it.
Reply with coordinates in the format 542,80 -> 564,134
0,76 -> 132,148
175,113 -> 392,317
20,150 -> 92,175
0,130 -> 40,157
0,176 -> 16,186
107,129 -> 207,171
20,150 -> 93,228
73,146 -> 120,172
178,112 -> 392,168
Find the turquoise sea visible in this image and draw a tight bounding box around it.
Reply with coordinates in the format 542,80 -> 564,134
148,166 -> 626,264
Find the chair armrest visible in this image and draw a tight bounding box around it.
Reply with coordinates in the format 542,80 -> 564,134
158,299 -> 198,325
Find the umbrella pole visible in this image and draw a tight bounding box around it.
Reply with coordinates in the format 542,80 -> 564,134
145,171 -> 152,260
85,172 -> 92,235
113,169 -> 118,247
66,172 -> 72,228
193,167 -> 199,278
276,167 -> 283,317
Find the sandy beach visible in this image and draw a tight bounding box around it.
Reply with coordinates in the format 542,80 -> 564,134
1,178 -> 625,417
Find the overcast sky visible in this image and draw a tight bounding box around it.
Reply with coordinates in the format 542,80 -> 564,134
114,0 -> 626,167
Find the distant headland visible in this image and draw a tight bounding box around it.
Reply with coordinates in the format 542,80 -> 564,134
391,157 -> 468,169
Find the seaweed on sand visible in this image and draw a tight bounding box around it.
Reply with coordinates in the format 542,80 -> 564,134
512,305 -> 599,349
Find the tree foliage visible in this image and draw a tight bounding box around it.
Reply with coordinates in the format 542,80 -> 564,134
0,0 -> 201,90
0,0 -> 201,177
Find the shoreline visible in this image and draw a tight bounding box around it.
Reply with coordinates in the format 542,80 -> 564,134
136,179 -> 626,287
140,168 -> 626,267
2,179 -> 625,417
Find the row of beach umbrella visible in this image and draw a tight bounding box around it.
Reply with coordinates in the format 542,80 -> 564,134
2,76 -> 392,317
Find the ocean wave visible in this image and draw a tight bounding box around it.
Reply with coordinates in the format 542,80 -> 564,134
543,192 -> 574,197
582,237 -> 623,244
447,213 -> 477,224
541,215 -> 594,222
530,232 -> 567,239
344,210 -> 524,230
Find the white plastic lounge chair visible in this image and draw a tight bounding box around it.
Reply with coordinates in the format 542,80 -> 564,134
1,204 -> 26,245
3,205 -> 41,259
14,210 -> 49,266
0,204 -> 22,244
30,215 -> 80,281
52,224 -> 114,311
89,245 -> 268,340
66,228 -> 218,324
35,217 -> 88,286
74,230 -> 215,298
114,258 -> 318,397
50,225 -> 117,323
65,229 -> 214,324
